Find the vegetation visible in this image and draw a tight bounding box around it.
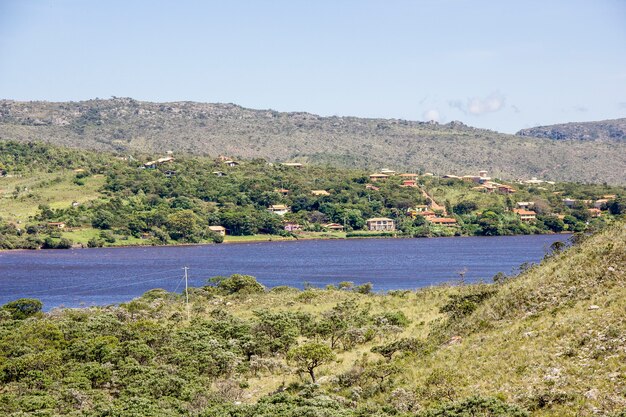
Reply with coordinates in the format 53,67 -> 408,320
0,222 -> 624,416
1,141 -> 624,250
517,117 -> 626,142
1,98 -> 626,183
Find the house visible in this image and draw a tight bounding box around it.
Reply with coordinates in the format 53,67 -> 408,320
516,202 -> 535,209
365,184 -> 380,191
366,217 -> 395,231
497,184 -> 516,194
73,168 -> 85,173
442,174 -> 460,179
593,199 -> 609,209
311,190 -> 330,196
281,162 -> 304,168
216,155 -> 231,162
208,225 -> 227,236
369,173 -> 389,182
268,204 -> 290,216
399,173 -> 418,181
283,222 -> 302,232
380,168 -> 396,176
401,180 -> 417,187
140,232 -> 152,240
479,183 -> 497,193
514,209 -> 536,222
47,222 -> 66,229
224,160 -> 239,167
414,205 -> 429,212
212,171 -> 226,177
588,208 -> 602,218
602,194 -> 617,200
164,170 -> 177,177
428,217 -> 458,227
463,175 -> 480,182
324,223 -> 345,231
562,198 -> 577,208
524,177 -> 544,185
274,188 -> 290,195
423,172 -> 434,176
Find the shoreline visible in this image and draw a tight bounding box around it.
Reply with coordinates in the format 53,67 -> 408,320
0,230 -> 573,252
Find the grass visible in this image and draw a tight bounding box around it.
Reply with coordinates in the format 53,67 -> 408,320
0,172 -> 105,223
178,222 -> 626,414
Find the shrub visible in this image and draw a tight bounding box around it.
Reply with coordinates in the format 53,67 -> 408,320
1,298 -> 43,320
419,396 -> 529,417
209,274 -> 265,295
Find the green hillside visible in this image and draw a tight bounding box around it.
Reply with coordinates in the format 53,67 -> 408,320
517,118 -> 626,142
1,141 -> 624,250
1,98 -> 625,184
1,221 -> 624,416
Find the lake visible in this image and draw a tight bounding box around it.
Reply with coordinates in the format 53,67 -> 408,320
0,234 -> 568,310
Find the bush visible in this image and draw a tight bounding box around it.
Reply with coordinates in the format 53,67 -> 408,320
1,298 -> 43,319
209,274 -> 265,295
420,396 -> 529,417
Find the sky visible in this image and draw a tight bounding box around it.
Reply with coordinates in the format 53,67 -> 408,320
0,0 -> 625,133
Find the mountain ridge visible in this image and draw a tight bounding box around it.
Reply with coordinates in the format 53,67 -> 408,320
516,117 -> 626,142
1,98 -> 625,184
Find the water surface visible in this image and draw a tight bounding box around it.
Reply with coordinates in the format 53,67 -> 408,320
0,234 -> 567,309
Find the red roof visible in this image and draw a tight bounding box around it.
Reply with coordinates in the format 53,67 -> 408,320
514,209 -> 536,216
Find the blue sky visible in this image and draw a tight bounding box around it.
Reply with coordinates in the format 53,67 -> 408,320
1,0 -> 625,133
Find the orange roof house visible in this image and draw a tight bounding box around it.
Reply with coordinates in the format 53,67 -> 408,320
369,173 -> 389,182
401,180 -> 417,187
514,209 -> 536,222
311,190 -> 331,196
428,217 -> 458,226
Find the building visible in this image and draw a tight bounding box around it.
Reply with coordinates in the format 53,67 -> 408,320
47,222 -> 66,229
516,201 -> 535,210
399,173 -> 418,181
380,168 -> 396,176
366,217 -> 395,231
224,160 -> 239,167
593,199 -> 609,209
514,209 -> 536,222
323,223 -> 345,231
428,217 -> 458,227
283,222 -> 302,232
401,180 -> 417,187
497,184 -> 516,194
212,171 -> 226,177
208,226 -> 226,236
365,184 -> 380,191
144,156 -> 175,169
562,198 -> 577,208
268,204 -> 290,216
274,188 -> 290,195
281,162 -> 304,168
311,190 -> 331,196
369,173 -> 389,182
588,208 -> 602,218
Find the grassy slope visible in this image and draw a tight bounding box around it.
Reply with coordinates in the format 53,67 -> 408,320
1,99 -> 625,183
212,223 -> 626,415
0,172 -> 105,223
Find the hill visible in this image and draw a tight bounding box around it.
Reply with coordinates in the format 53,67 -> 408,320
517,118 -> 626,142
0,222 -> 624,416
1,98 -> 625,184
1,141 -> 624,250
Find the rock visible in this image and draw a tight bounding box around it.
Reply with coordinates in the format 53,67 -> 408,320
447,336 -> 463,345
588,305 -> 600,310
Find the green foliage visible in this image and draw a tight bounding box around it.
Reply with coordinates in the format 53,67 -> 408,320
440,288 -> 497,321
209,274 -> 266,295
287,342 -> 336,383
1,298 -> 43,320
419,396 -> 529,417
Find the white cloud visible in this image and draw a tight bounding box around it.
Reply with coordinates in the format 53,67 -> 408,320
448,92 -> 506,116
422,109 -> 440,122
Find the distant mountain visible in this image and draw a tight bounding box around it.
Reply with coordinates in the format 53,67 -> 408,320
1,98 -> 625,183
516,118 -> 626,142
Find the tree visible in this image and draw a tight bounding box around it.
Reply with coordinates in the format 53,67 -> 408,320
287,342 -> 335,383
2,298 -> 43,319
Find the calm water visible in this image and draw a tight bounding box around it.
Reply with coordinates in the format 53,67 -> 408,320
0,235 -> 567,310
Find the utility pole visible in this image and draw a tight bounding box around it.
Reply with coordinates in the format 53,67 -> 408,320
183,266 -> 190,321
